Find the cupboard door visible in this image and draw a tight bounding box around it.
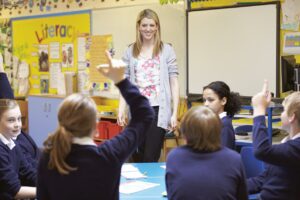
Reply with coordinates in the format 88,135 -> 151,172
28,96 -> 62,147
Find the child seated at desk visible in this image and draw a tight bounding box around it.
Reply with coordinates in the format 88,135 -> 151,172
0,99 -> 36,199
247,81 -> 300,200
0,63 -> 40,169
166,106 -> 247,200
203,81 -> 241,149
36,51 -> 154,200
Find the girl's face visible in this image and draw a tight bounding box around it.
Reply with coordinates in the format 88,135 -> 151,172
0,107 -> 22,140
139,17 -> 157,42
203,88 -> 226,115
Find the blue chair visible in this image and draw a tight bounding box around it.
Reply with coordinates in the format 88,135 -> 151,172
240,146 -> 265,178
235,125 -> 253,133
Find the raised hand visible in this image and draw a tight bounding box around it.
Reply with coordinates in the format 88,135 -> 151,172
97,50 -> 126,84
252,80 -> 272,116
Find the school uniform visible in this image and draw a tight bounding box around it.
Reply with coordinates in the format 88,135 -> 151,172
220,112 -> 235,150
166,146 -> 248,200
247,116 -> 300,200
0,72 -> 14,99
37,79 -> 154,200
0,72 -> 40,169
15,132 -> 40,169
0,134 -> 36,200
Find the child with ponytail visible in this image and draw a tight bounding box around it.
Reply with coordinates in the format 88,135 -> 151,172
37,51 -> 154,200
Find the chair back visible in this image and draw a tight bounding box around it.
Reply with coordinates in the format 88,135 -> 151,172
235,125 -> 253,133
240,146 -> 264,178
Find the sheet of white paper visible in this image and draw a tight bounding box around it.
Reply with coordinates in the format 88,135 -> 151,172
57,73 -> 66,95
122,171 -> 147,179
50,42 -> 60,59
160,165 -> 166,169
281,0 -> 300,31
78,62 -> 87,70
77,70 -> 89,94
4,49 -> 12,66
77,37 -> 86,62
50,63 -> 61,88
18,61 -> 29,78
119,181 -> 159,194
121,164 -> 139,172
18,78 -> 29,96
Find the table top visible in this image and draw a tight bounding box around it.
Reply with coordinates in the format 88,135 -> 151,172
120,162 -> 258,200
120,162 -> 166,199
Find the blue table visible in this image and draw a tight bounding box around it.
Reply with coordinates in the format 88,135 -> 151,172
120,162 -> 259,200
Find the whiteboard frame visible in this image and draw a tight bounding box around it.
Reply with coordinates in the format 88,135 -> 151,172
186,2 -> 280,98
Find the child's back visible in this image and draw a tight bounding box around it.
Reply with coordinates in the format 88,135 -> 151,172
166,146 -> 247,200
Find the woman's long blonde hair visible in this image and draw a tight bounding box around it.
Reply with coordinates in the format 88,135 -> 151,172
43,93 -> 97,175
133,9 -> 163,58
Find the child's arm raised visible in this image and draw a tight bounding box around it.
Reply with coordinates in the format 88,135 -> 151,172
252,81 -> 300,167
0,64 -> 14,99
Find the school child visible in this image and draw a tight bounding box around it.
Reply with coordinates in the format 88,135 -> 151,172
0,99 -> 36,200
247,81 -> 300,200
166,106 -> 248,200
0,66 -> 40,169
36,51 -> 154,200
203,81 -> 241,149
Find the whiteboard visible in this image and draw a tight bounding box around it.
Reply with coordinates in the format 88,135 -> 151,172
92,3 -> 186,96
187,3 -> 279,97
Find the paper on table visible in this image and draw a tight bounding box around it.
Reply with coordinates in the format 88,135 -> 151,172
121,164 -> 139,172
119,181 -> 159,194
122,171 -> 147,179
160,165 -> 166,169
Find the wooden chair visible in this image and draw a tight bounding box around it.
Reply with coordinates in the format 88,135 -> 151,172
162,97 -> 188,161
17,100 -> 28,133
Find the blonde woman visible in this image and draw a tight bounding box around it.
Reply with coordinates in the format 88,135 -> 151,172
118,9 -> 179,162
37,51 -> 154,200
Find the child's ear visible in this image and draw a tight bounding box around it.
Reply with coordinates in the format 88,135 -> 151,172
221,97 -> 227,106
288,113 -> 296,123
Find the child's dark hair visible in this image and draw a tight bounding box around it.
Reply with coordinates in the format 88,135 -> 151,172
203,81 -> 241,117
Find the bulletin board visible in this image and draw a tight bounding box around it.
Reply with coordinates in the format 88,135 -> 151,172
187,2 -> 280,97
12,11 -> 91,95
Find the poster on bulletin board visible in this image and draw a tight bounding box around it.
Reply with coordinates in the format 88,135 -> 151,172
12,11 -> 91,95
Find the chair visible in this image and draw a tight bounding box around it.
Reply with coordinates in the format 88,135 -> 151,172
235,125 -> 253,133
162,98 -> 187,161
240,146 -> 265,178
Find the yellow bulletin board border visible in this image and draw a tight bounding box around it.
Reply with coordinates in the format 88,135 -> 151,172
12,10 -> 91,96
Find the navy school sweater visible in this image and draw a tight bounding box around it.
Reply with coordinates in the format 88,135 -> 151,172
248,116 -> 300,200
0,140 -> 36,200
0,72 -> 40,169
37,79 -> 154,200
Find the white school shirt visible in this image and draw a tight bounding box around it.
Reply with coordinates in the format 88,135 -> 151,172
281,132 -> 300,143
72,136 -> 96,146
0,133 -> 15,150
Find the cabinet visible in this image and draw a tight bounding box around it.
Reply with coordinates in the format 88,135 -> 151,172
28,96 -> 63,148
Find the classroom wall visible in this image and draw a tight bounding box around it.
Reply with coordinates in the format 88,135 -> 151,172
2,0 -> 299,98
